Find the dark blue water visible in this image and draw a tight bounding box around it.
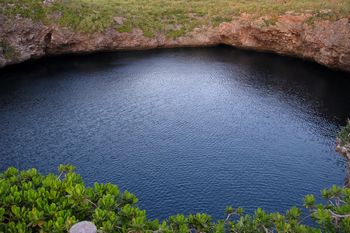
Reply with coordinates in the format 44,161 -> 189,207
0,47 -> 350,220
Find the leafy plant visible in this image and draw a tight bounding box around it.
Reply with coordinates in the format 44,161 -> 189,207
1,165 -> 350,232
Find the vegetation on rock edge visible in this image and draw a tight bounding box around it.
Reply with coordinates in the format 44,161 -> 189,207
0,0 -> 350,37
0,40 -> 17,60
338,120 -> 350,146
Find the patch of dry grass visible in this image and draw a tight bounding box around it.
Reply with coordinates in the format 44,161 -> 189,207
1,0 -> 350,37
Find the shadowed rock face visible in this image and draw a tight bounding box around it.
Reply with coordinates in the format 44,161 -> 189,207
219,14 -> 350,72
1,13 -> 350,72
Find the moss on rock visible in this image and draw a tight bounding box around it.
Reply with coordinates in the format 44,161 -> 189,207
0,40 -> 17,60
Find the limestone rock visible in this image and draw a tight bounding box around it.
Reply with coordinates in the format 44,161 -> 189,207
69,221 -> 97,233
113,16 -> 125,25
219,14 -> 350,72
0,14 -> 349,72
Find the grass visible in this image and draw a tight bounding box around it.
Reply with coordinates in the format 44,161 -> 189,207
0,0 -> 46,21
1,0 -> 350,37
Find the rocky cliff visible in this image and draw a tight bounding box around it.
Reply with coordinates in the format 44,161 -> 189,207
1,13 -> 350,72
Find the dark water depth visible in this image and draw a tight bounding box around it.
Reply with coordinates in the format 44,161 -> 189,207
1,46 -> 350,220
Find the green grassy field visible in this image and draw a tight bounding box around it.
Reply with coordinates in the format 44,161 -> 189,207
1,0 -> 350,37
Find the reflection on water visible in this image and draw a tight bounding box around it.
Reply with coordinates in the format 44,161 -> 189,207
0,46 -> 349,219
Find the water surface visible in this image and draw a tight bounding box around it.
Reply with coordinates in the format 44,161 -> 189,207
0,47 -> 349,219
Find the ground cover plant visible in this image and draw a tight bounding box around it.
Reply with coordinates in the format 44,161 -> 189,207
1,0 -> 350,36
1,164 -> 350,233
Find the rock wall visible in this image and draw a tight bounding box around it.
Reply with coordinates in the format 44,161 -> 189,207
336,140 -> 350,186
1,13 -> 350,72
219,14 -> 350,72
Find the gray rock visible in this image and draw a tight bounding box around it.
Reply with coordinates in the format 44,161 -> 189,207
69,221 -> 97,233
113,16 -> 125,25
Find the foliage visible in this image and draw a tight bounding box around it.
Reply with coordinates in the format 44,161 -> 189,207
262,16 -> 279,27
0,40 -> 17,60
338,120 -> 350,146
0,0 -> 46,21
1,165 -> 350,232
211,16 -> 232,27
1,0 -> 350,37
167,28 -> 187,39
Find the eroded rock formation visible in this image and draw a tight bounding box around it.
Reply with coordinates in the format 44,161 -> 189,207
219,14 -> 350,72
1,13 -> 350,72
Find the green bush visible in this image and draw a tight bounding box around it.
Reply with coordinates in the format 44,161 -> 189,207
1,165 -> 350,232
338,120 -> 350,146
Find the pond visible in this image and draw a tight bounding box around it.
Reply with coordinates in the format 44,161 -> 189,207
0,46 -> 350,220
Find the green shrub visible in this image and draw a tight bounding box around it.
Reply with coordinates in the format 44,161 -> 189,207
1,165 -> 350,232
0,165 -> 140,232
116,23 -> 133,33
338,120 -> 350,146
167,28 -> 187,38
0,40 -> 17,60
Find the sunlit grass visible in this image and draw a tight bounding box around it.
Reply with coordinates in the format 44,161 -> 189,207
1,0 -> 350,37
